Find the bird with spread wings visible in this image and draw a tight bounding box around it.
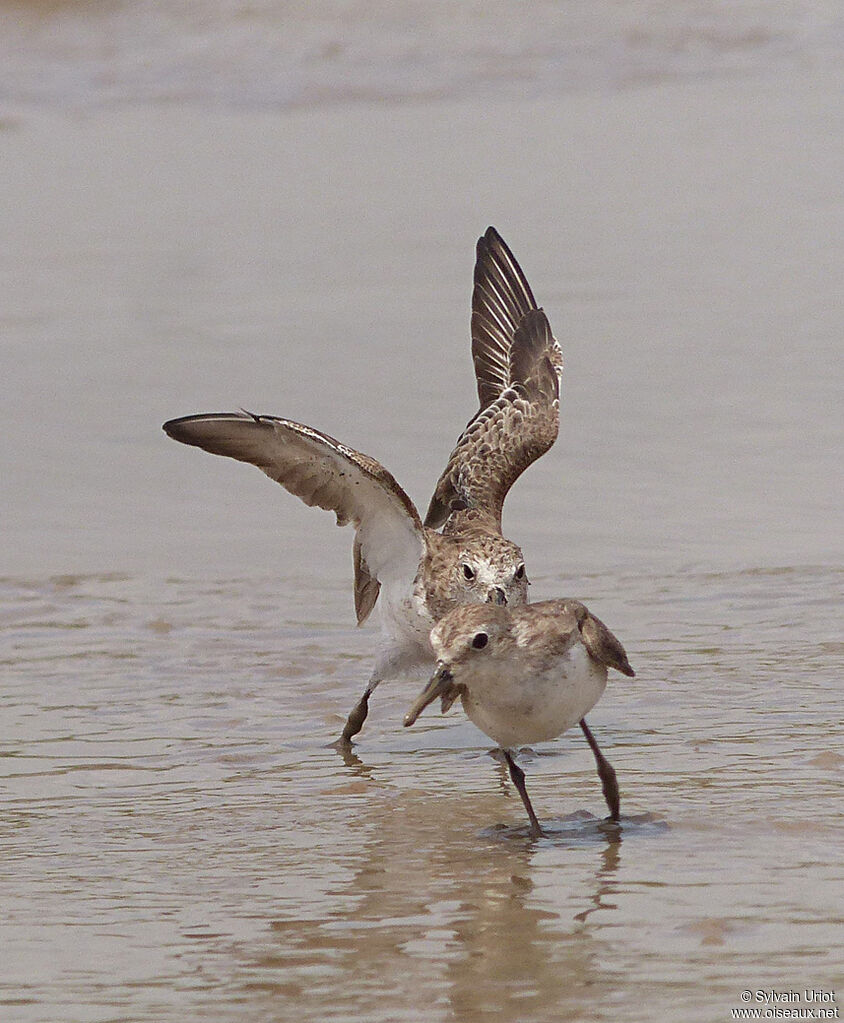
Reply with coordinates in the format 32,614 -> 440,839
164,228 -> 621,817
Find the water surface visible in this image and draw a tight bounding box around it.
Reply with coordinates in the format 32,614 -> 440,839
1,5 -> 842,1021
2,567 -> 840,1022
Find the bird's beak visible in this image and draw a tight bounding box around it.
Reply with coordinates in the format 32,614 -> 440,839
404,665 -> 454,727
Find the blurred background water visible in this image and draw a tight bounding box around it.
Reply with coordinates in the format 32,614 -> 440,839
1,3 -> 842,1022
1,0 -> 843,109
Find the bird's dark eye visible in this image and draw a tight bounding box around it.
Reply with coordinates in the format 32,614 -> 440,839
462,564 -> 475,581
514,564 -> 525,581
472,632 -> 488,650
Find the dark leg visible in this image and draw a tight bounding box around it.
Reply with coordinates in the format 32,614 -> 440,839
336,677 -> 380,747
580,718 -> 620,822
503,750 -> 544,839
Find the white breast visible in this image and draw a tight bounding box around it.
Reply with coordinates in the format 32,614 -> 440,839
372,573 -> 435,681
461,643 -> 608,749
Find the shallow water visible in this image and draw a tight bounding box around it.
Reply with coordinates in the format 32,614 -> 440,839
2,567 -> 841,1022
1,3 -> 843,1020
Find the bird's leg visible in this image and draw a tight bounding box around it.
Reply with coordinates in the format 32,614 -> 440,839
337,675 -> 381,746
503,750 -> 544,839
580,718 -> 620,822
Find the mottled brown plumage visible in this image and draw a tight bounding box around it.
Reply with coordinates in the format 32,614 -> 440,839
419,527 -> 526,622
425,229 -> 563,531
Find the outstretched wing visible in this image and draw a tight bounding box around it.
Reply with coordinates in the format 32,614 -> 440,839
426,304 -> 561,531
163,412 -> 424,624
472,225 -> 545,408
425,229 -> 562,531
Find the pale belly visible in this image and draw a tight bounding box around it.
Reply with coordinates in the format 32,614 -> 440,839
373,575 -> 435,682
461,645 -> 609,749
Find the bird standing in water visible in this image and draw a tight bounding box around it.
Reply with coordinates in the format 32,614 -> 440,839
405,600 -> 635,836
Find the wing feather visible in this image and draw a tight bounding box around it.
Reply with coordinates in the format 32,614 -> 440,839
578,610 -> 636,678
425,308 -> 560,530
163,412 -> 424,623
425,229 -> 563,530
472,226 -> 541,408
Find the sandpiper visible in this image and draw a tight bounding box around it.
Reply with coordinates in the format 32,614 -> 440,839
163,228 -> 623,817
404,600 -> 635,836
